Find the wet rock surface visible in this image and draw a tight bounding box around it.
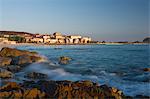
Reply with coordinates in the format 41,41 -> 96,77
0,47 -> 43,66
1,80 -> 149,99
25,72 -> 48,79
0,68 -> 13,78
0,47 -> 37,57
59,56 -> 72,64
0,47 -> 44,79
0,57 -> 12,66
2,65 -> 21,73
0,80 -> 126,99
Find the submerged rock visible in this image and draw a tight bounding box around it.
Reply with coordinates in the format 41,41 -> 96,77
25,72 -> 48,79
0,68 -> 13,78
59,56 -> 72,64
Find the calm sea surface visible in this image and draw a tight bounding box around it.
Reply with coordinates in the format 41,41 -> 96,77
11,44 -> 150,96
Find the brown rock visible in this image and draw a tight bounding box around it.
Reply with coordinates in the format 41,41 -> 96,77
0,91 -> 12,98
4,65 -> 21,72
0,47 -> 44,65
81,80 -> 93,87
0,80 -> 126,99
11,55 -> 32,65
59,56 -> 72,64
24,88 -> 45,98
0,47 -> 32,57
0,69 -> 13,78
0,57 -> 12,66
25,72 -> 48,79
0,82 -> 20,91
143,68 -> 150,72
111,87 -> 118,93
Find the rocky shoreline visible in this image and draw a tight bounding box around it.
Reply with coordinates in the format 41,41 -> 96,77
0,47 -> 149,99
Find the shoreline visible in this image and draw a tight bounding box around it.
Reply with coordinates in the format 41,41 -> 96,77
0,46 -> 149,98
0,42 -> 149,46
0,42 -> 149,50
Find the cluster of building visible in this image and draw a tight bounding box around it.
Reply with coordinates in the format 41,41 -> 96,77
0,37 -> 17,44
0,31 -> 92,44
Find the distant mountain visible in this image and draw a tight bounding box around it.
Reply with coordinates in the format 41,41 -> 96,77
0,31 -> 34,36
143,37 -> 150,43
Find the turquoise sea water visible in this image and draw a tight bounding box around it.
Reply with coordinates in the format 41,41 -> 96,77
13,44 -> 150,96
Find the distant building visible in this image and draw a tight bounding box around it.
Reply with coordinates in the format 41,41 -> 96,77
80,37 -> 91,43
0,31 -> 92,44
30,37 -> 44,43
0,38 -> 8,42
34,34 -> 43,38
53,32 -> 65,39
0,37 -> 16,44
43,35 -> 51,43
25,36 -> 33,43
73,38 -> 80,44
66,35 -> 82,44
49,39 -> 57,44
3,35 -> 10,38
68,35 -> 82,39
143,37 -> 150,43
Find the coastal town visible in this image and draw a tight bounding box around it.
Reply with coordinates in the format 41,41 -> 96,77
0,31 -> 149,45
0,31 -> 92,45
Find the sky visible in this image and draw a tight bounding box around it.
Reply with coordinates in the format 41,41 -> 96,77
0,0 -> 149,41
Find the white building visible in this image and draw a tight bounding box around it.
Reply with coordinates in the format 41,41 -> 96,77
30,37 -> 44,43
81,37 -> 92,43
0,38 -> 16,44
68,35 -> 82,39
49,39 -> 57,44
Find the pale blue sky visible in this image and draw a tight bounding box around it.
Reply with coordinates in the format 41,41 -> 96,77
0,0 -> 149,41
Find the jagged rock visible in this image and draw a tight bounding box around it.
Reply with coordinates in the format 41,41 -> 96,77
0,57 -> 12,66
23,88 -> 46,98
11,55 -> 33,65
11,55 -> 42,65
0,82 -> 20,91
3,80 -> 149,99
3,65 -> 21,73
0,47 -> 43,66
0,68 -> 13,78
25,72 -> 48,79
30,55 -> 43,62
0,82 -> 45,98
81,80 -> 93,86
59,56 -> 72,64
0,47 -> 36,57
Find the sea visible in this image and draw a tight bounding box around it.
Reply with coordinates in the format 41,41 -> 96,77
3,44 -> 150,96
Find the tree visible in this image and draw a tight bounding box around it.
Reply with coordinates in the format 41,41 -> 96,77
8,36 -> 26,43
